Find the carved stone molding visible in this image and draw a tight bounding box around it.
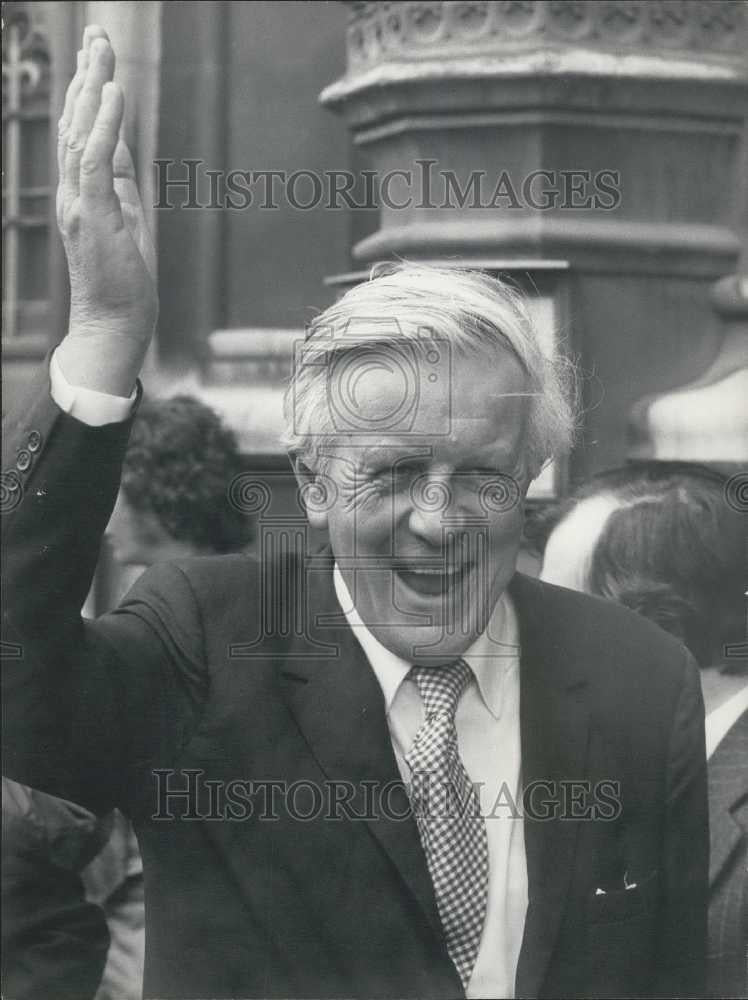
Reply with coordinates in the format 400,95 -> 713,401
342,1 -> 747,74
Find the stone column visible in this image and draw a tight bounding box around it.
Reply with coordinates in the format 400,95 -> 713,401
321,0 -> 748,476
628,273 -> 748,465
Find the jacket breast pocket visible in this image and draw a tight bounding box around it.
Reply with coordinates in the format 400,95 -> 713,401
585,870 -> 659,997
587,868 -> 659,926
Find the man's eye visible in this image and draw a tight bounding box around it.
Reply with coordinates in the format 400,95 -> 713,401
392,464 -> 423,482
364,465 -> 421,490
363,468 -> 399,487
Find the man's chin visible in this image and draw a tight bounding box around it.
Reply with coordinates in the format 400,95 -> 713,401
357,561 -> 513,662
368,620 -> 486,666
394,629 -> 480,665
395,565 -> 498,633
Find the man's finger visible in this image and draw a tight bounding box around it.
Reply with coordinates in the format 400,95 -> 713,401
64,38 -> 115,205
113,140 -> 157,281
57,49 -> 87,178
59,48 -> 87,131
57,24 -> 109,176
113,139 -> 139,207
69,37 -> 115,146
113,137 -> 136,178
79,81 -> 125,214
83,24 -> 109,49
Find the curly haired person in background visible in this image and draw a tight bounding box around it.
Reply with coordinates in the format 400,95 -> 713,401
539,461 -> 747,999
107,394 -> 254,567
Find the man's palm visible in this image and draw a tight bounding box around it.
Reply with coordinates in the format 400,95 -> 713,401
55,27 -> 157,395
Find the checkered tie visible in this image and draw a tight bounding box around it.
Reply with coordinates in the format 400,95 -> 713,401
406,660 -> 489,989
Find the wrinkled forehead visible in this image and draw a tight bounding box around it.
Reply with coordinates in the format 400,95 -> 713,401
306,310 -> 524,364
316,340 -> 531,463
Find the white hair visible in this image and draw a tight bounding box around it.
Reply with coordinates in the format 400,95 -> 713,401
282,261 -> 578,477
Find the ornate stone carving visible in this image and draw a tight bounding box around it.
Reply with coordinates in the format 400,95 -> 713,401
343,0 -> 747,73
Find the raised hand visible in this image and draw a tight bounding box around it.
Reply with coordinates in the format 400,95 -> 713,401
55,26 -> 157,397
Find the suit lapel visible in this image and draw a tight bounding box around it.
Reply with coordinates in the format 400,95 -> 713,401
511,574 -> 591,999
249,559 -> 592,996
708,709 -> 748,886
279,558 -> 447,949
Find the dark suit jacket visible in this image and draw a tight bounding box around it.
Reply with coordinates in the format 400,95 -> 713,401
706,709 -> 748,998
2,366 -> 708,999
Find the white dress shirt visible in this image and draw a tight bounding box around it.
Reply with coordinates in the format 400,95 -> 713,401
334,567 -> 528,999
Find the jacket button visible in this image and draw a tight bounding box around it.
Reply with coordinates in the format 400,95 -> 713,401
3,470 -> 21,492
27,430 -> 42,452
16,450 -> 32,472
1,470 -> 22,513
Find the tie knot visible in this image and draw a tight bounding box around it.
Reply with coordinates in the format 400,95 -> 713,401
409,659 -> 473,721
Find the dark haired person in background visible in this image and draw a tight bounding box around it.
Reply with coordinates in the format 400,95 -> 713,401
540,461 -> 747,999
107,394 -> 254,567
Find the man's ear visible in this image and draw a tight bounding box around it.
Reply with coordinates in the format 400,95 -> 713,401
291,455 -> 331,532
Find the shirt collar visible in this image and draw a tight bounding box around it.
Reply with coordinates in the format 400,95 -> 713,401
462,593 -> 520,719
333,564 -> 519,720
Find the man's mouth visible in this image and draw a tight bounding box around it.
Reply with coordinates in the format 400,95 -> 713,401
394,561 -> 470,597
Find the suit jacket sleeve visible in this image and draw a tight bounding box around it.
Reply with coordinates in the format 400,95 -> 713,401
2,362 -> 205,815
657,648 -> 708,996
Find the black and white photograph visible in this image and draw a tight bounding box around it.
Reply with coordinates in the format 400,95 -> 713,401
2,2 -> 747,998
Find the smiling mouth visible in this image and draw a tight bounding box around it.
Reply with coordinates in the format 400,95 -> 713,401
394,562 -> 470,597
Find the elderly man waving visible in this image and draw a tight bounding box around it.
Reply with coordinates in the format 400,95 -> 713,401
2,27 -> 707,1000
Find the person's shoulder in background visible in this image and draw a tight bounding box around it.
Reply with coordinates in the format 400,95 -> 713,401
1,777 -> 112,1000
513,571 -> 701,724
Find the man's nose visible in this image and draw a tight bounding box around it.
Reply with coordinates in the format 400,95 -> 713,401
406,474 -> 466,543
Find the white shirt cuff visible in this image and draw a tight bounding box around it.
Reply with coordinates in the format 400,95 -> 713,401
50,350 -> 137,426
